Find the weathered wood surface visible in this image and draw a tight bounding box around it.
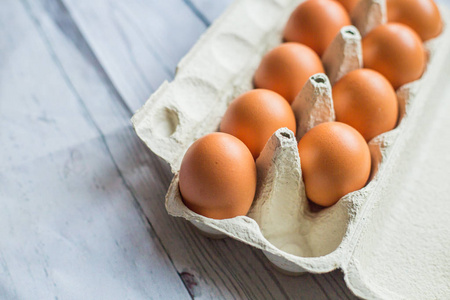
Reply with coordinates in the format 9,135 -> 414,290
1,0 -> 191,299
3,0 -> 448,299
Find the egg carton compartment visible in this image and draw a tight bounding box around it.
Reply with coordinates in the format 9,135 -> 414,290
132,0 -> 450,298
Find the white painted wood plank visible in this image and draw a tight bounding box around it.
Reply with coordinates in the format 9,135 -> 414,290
61,0 -> 208,112
0,3 -> 98,169
188,0 -> 234,23
0,0 -> 190,299
0,140 -> 190,300
23,0 -> 132,134
57,0 -> 358,298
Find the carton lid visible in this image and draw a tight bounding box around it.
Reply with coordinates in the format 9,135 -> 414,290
344,43 -> 450,298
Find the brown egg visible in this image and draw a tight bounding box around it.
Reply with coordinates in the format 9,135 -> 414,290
179,133 -> 257,219
220,89 -> 296,159
334,0 -> 360,13
333,69 -> 398,142
387,0 -> 442,41
283,0 -> 351,56
253,43 -> 324,103
298,122 -> 371,207
362,23 -> 426,89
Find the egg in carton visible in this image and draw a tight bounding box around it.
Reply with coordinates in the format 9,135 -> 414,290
132,0 -> 450,298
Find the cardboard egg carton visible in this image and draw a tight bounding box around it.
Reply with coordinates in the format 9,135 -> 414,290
132,0 -> 450,298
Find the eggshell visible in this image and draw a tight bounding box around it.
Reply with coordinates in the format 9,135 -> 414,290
335,0 -> 360,13
283,0 -> 351,56
178,132 -> 257,219
387,0 -> 442,41
332,68 -> 398,141
298,122 -> 371,207
220,89 -> 296,159
362,23 -> 426,89
254,43 -> 324,104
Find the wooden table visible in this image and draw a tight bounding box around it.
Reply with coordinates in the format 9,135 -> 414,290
2,0 -> 447,299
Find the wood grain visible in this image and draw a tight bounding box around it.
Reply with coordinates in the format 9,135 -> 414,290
1,0 -> 190,298
185,0 -> 234,24
59,0 -> 209,112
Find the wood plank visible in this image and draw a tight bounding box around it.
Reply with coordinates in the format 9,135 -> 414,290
60,0 -> 209,112
188,0 -> 234,24
0,2 -> 98,169
58,0 -> 359,298
0,139 -> 191,300
0,0 -> 190,299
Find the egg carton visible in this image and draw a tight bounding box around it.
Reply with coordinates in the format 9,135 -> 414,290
132,0 -> 450,298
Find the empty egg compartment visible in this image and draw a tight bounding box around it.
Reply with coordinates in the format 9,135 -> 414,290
132,0 -> 450,282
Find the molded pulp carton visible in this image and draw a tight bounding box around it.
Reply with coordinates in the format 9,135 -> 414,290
132,0 -> 450,298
